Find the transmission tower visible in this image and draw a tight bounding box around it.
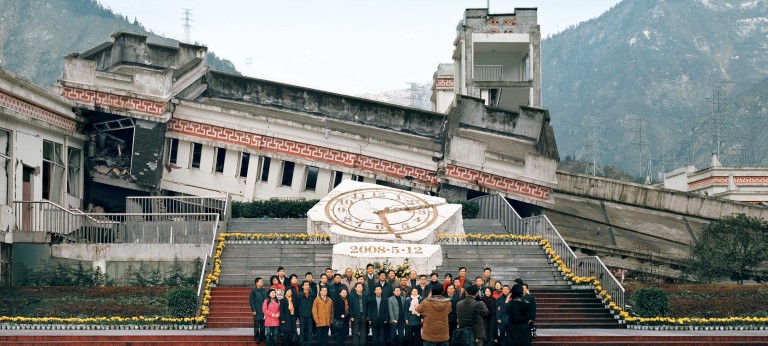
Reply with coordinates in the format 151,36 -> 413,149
406,82 -> 425,108
181,8 -> 193,43
631,114 -> 651,180
703,80 -> 734,162
580,117 -> 604,176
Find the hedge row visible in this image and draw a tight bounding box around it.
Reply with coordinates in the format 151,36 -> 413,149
231,199 -> 479,219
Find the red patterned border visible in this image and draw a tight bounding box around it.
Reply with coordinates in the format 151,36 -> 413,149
445,164 -> 551,201
689,176 -> 768,190
168,119 -> 437,186
61,87 -> 166,116
435,78 -> 455,88
0,91 -> 76,132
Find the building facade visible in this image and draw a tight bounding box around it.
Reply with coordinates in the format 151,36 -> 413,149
664,154 -> 768,205
0,67 -> 85,285
432,8 -> 541,113
54,28 -> 558,211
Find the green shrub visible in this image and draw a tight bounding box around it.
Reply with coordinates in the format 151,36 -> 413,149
631,287 -> 670,317
232,199 -> 319,218
452,200 -> 479,219
166,287 -> 198,318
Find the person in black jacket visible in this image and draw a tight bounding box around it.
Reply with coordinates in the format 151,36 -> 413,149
366,286 -> 389,346
496,285 -> 511,346
457,285 -> 489,346
373,271 -> 393,298
280,288 -> 298,346
297,280 -> 316,346
501,285 -> 532,346
481,287 -> 497,346
349,283 -> 368,346
522,284 -> 537,338
333,288 -> 350,346
249,277 -> 267,343
445,284 -> 461,338
364,264 -> 377,295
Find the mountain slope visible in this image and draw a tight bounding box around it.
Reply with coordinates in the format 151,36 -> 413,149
542,0 -> 768,173
0,0 -> 237,88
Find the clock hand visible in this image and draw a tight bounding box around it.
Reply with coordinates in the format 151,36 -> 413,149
379,202 -> 446,214
374,210 -> 401,239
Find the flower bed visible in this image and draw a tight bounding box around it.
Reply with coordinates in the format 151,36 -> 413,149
221,232 -> 330,244
437,234 -> 542,245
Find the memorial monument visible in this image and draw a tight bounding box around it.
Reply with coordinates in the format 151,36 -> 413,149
307,180 -> 464,274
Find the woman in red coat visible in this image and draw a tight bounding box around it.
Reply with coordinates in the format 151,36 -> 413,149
262,289 -> 281,346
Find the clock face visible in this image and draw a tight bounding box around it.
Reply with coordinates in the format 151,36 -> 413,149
324,188 -> 440,238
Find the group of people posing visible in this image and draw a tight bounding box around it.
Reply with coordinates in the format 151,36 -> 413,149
249,265 -> 537,346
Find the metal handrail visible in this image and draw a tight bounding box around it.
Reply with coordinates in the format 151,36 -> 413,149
197,213 -> 220,298
470,193 -> 626,310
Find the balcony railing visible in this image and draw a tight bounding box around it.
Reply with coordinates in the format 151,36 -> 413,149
474,65 -> 504,82
470,194 -> 625,310
13,201 -> 218,244
125,194 -> 230,220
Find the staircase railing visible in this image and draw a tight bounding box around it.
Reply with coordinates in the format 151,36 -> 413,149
126,194 -> 229,219
470,193 -> 625,309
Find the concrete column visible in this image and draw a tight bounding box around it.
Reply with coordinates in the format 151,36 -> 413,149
530,26 -> 542,107
243,153 -> 260,201
61,135 -> 69,205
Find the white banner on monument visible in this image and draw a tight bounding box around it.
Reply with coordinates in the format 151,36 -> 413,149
332,242 -> 443,274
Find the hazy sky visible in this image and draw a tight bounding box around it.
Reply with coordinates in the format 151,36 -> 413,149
99,0 -> 620,95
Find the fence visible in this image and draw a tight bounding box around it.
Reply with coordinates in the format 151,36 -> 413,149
470,193 -> 625,309
13,201 -> 218,244
474,65 -> 504,82
126,195 -> 230,220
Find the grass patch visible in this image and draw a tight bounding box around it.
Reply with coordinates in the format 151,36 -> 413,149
626,284 -> 768,318
0,286 -> 172,318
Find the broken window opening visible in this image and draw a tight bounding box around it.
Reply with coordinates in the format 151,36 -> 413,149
43,140 -> 64,203
166,138 -> 179,165
239,152 -> 250,178
67,147 -> 81,197
281,161 -> 295,187
332,171 -> 344,189
259,156 -> 271,183
190,143 -> 202,169
214,147 -> 226,174
89,113 -> 135,182
0,129 -> 10,205
304,166 -> 319,191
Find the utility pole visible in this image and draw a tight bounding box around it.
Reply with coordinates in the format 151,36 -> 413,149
181,8 -> 193,43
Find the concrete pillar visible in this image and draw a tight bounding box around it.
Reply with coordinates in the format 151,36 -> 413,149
92,244 -> 107,274
530,26 -> 542,107
243,153 -> 260,201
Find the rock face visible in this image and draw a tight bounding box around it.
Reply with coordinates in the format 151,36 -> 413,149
542,0 -> 768,172
307,180 -> 464,244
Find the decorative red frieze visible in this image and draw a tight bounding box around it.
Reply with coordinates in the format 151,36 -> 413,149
445,164 -> 552,201
61,86 -> 166,116
168,119 -> 437,186
435,78 -> 455,88
688,176 -> 768,190
0,91 -> 76,132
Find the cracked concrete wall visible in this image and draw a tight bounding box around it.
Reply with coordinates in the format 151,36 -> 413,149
131,119 -> 166,189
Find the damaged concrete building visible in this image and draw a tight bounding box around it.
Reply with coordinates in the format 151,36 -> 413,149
56,31 -> 559,211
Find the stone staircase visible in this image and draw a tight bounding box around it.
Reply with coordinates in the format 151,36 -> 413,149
218,244 -> 332,286
436,245 -> 620,329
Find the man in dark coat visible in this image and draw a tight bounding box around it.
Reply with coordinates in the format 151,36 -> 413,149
367,286 -> 390,346
456,285 -> 489,346
364,264 -> 377,295
349,283 -> 368,346
496,285 -> 511,346
522,283 -> 537,338
501,285 -> 532,346
373,271 -> 393,298
297,280 -> 316,346
249,277 -> 267,343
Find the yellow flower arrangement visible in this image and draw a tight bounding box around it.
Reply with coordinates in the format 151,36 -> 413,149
222,233 -> 330,242
437,234 -> 543,243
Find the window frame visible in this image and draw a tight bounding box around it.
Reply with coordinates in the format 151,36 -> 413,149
190,142 -> 202,169
0,129 -> 11,205
66,147 -> 81,198
304,165 -> 320,191
166,138 -> 179,165
213,147 -> 226,174
259,156 -> 271,183
238,152 -> 250,178
280,161 -> 295,187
